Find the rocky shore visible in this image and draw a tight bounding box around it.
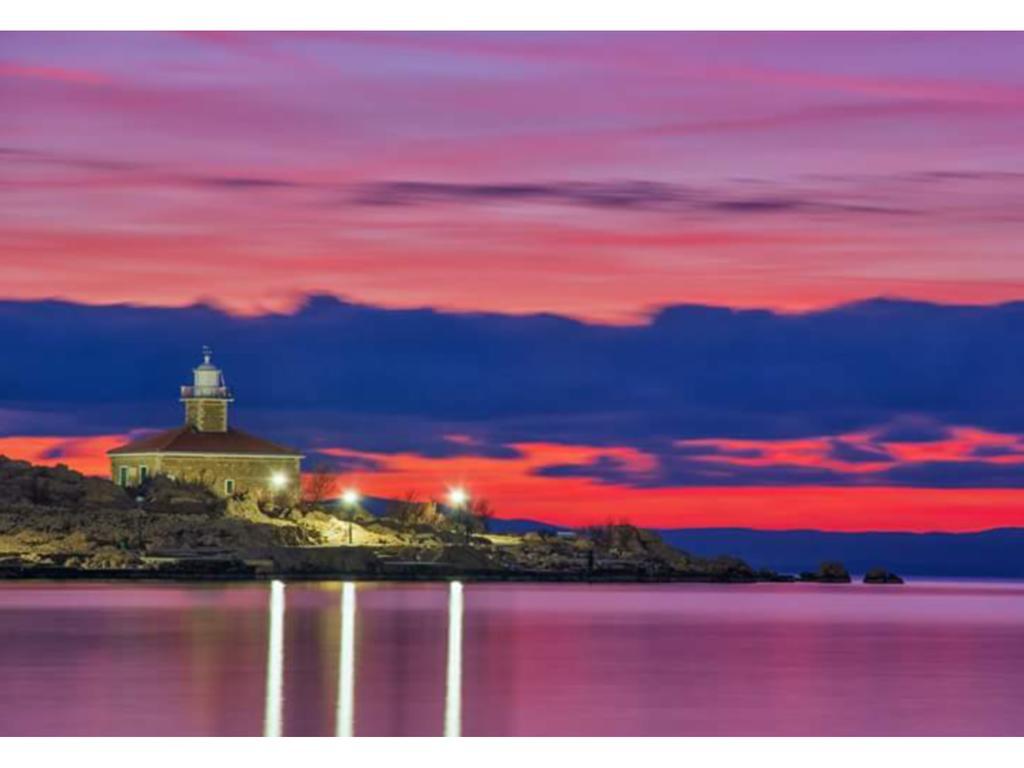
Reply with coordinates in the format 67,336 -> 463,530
0,456 -> 900,584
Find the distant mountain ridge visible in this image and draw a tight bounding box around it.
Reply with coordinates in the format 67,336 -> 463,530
654,527 -> 1024,578
488,518 -> 1024,578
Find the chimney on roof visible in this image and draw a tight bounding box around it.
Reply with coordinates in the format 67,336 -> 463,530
180,346 -> 234,432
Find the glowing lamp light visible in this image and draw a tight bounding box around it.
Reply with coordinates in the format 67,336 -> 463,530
341,488 -> 361,507
270,472 -> 288,490
447,487 -> 469,509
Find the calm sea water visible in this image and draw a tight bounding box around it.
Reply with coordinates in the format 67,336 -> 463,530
0,579 -> 1022,736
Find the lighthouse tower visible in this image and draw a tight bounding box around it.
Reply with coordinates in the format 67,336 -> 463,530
180,346 -> 234,432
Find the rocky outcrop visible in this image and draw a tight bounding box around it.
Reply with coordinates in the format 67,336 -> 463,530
0,457 -> 133,512
863,567 -> 904,584
507,526 -> 761,581
263,545 -> 381,575
138,475 -> 225,517
799,561 -> 852,583
430,544 -> 502,571
0,457 -> 318,564
79,546 -> 143,570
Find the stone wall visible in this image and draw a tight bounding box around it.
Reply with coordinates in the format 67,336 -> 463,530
184,399 -> 228,432
110,453 -> 301,499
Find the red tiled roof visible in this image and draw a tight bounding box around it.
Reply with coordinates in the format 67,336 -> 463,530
107,426 -> 302,457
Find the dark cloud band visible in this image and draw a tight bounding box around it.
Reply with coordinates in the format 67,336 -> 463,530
3,295 -> 1024,488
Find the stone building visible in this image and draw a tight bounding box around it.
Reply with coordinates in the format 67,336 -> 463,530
108,348 -> 303,498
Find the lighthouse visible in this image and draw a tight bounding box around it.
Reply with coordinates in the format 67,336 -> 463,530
107,348 -> 303,498
181,346 -> 234,432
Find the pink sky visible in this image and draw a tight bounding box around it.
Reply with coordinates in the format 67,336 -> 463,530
2,32 -> 1023,321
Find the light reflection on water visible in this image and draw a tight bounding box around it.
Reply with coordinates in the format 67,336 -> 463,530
262,580 -> 285,738
444,581 -> 464,738
264,580 -> 462,737
335,582 -> 356,738
2,580 -> 1024,736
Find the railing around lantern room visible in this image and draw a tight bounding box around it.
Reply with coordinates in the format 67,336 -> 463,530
180,385 -> 233,399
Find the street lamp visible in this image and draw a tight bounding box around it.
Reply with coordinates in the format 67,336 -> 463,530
447,487 -> 471,544
341,488 -> 360,545
447,487 -> 469,509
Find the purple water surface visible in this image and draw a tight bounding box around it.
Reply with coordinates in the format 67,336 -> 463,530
0,580 -> 1022,736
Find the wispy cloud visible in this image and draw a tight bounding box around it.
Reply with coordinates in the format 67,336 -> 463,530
1,146 -> 932,219
351,179 -> 918,217
0,61 -> 109,86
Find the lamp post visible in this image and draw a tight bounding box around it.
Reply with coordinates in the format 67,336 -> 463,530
134,494 -> 145,552
341,488 -> 360,545
447,487 -> 468,509
447,487 -> 470,544
269,472 -> 288,515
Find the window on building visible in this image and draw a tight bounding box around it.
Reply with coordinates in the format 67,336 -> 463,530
118,466 -> 129,486
139,466 -> 149,482
225,478 -> 235,495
